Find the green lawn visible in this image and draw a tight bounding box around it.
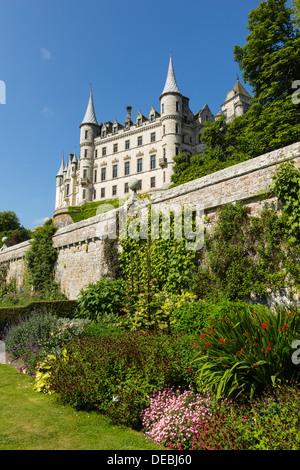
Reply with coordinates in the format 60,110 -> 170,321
0,364 -> 164,450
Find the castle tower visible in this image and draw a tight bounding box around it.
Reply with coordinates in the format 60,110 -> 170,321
221,78 -> 251,122
79,89 -> 99,203
55,156 -> 64,209
159,53 -> 183,185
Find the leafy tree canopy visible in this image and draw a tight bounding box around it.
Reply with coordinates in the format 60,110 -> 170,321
0,211 -> 32,248
171,0 -> 300,187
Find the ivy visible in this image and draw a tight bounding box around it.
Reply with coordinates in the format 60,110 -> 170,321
272,161 -> 300,244
24,223 -> 62,296
193,201 -> 300,302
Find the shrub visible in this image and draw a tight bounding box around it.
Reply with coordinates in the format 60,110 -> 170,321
0,300 -> 78,334
3,311 -> 89,375
47,331 -> 194,428
170,298 -> 267,334
76,279 -> 126,323
141,383 -> 300,450
194,305 -> 300,398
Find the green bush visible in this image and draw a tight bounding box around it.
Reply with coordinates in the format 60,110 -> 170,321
0,300 -> 78,334
3,311 -> 89,376
82,322 -> 125,338
170,298 -> 266,334
47,331 -> 194,429
194,305 -> 300,399
76,279 -> 126,323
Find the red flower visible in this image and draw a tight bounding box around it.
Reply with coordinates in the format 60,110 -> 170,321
201,333 -> 206,338
288,312 -> 293,316
220,338 -> 225,343
262,323 -> 267,329
265,346 -> 271,351
205,342 -> 210,346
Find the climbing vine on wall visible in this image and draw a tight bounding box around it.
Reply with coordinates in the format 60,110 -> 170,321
24,222 -> 61,296
193,201 -> 300,301
272,161 -> 300,244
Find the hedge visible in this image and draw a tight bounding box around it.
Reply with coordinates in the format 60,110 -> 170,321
0,300 -> 78,334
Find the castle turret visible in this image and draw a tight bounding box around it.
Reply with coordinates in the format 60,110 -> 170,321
159,53 -> 183,186
79,89 -> 99,203
221,78 -> 251,122
55,156 -> 64,209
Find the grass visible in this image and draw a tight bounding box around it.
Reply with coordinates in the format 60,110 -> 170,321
0,364 -> 164,450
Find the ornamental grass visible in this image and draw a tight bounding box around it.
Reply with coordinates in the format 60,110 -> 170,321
193,304 -> 300,399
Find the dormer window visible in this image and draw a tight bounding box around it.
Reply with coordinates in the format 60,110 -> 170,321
102,130 -> 106,137
113,126 -> 117,134
150,114 -> 154,121
137,118 -> 141,126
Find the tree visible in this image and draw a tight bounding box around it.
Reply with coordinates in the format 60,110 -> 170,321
171,0 -> 300,187
233,0 -> 300,105
0,210 -> 31,248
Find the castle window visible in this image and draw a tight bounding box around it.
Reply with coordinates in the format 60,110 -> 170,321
125,140 -> 130,150
101,167 -> 106,181
137,118 -> 141,126
84,149 -> 88,158
93,189 -> 96,199
85,130 -> 88,139
163,125 -> 165,135
138,136 -> 142,146
175,123 -> 179,134
113,126 -> 117,134
102,147 -> 106,156
94,170 -> 97,182
163,171 -> 166,183
151,176 -> 156,188
112,185 -> 117,196
162,103 -> 164,114
137,158 -> 143,173
101,188 -> 105,198
83,169 -> 87,179
95,149 -> 98,158
113,143 -> 118,153
163,148 -> 166,157
175,146 -> 179,156
150,114 -> 154,121
66,184 -> 70,196
176,101 -> 179,112
124,182 -> 129,193
151,132 -> 156,142
124,161 -> 130,175
138,179 -> 142,190
113,164 -> 118,178
150,154 -> 156,169
102,130 -> 106,137
83,189 -> 86,199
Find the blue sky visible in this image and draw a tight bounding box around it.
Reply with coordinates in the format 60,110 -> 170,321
0,0 -> 264,230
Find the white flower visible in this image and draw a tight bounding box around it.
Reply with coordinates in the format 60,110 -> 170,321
112,395 -> 119,402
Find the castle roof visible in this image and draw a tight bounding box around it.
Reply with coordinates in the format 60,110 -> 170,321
161,53 -> 181,96
224,79 -> 251,102
81,89 -> 98,126
56,156 -> 64,177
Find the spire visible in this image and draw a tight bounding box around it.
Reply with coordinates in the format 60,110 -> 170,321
161,52 -> 181,96
81,88 -> 98,126
56,155 -> 64,177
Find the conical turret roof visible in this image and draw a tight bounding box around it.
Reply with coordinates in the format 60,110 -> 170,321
56,156 -> 64,177
81,89 -> 98,126
161,53 -> 181,96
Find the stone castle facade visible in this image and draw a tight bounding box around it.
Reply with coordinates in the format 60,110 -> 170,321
55,54 -> 251,210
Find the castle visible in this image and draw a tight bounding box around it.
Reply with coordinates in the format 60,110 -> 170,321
55,54 -> 251,210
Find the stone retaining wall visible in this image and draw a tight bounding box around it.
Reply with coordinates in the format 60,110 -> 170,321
1,141 -> 299,299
